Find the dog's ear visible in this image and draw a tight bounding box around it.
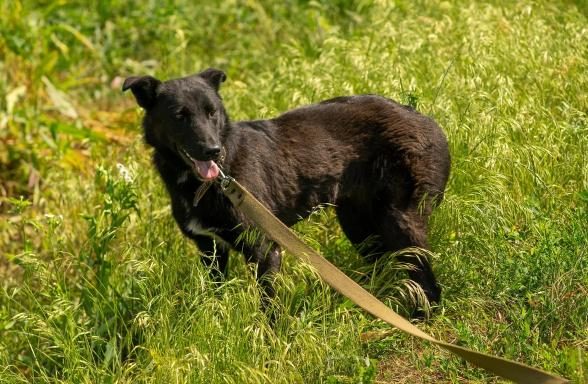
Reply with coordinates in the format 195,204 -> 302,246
198,68 -> 226,91
122,76 -> 161,109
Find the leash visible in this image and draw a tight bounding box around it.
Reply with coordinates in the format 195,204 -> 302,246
215,173 -> 568,384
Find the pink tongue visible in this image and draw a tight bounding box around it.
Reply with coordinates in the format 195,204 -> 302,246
195,160 -> 220,180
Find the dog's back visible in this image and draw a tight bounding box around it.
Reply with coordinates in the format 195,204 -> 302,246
229,95 -> 450,224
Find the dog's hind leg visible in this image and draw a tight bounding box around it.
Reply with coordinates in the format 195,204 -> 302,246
337,198 -> 440,311
375,205 -> 441,306
336,202 -> 383,259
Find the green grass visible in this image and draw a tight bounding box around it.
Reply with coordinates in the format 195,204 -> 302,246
1,0 -> 587,383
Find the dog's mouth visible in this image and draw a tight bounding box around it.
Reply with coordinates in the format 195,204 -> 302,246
178,147 -> 220,181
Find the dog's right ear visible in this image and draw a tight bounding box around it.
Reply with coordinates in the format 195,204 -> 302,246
198,68 -> 226,91
122,76 -> 161,109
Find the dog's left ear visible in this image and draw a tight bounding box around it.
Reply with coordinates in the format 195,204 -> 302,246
122,75 -> 161,109
198,68 -> 227,91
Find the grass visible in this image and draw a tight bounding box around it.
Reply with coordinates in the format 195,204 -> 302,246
0,0 -> 587,382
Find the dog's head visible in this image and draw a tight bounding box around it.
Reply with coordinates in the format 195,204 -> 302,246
123,68 -> 228,181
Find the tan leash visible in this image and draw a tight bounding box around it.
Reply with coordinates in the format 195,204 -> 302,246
218,176 -> 568,384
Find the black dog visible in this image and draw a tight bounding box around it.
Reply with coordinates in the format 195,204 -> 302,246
123,68 -> 450,308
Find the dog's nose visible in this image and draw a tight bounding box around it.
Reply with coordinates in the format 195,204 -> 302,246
203,145 -> 221,159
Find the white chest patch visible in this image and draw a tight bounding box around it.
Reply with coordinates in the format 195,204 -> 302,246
184,217 -> 228,247
185,217 -> 212,236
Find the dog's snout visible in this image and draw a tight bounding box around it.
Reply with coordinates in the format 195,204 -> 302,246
203,145 -> 221,160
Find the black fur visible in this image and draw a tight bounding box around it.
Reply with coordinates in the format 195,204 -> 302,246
124,68 -> 451,309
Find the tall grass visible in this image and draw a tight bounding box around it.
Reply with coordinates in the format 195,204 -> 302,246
1,1 -> 586,383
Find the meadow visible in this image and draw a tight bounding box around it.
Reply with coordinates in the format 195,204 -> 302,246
0,1 -> 586,382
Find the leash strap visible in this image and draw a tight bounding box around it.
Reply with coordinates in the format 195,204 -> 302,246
220,177 -> 568,384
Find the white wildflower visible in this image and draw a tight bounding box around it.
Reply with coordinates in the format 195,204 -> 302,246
116,163 -> 134,183
44,213 -> 63,226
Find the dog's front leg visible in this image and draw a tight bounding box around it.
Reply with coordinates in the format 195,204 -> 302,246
224,228 -> 282,303
249,241 -> 281,308
190,234 -> 231,283
250,241 -> 281,302
244,239 -> 281,302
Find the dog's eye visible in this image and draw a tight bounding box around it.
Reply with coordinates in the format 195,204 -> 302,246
175,108 -> 190,120
208,108 -> 217,119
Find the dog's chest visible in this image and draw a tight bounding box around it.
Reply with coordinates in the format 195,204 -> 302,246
173,173 -> 225,237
